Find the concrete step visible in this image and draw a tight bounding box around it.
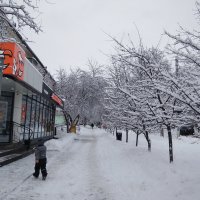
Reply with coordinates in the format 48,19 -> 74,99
0,142 -> 23,150
0,149 -> 15,157
0,138 -> 50,167
0,143 -> 27,157
0,149 -> 34,167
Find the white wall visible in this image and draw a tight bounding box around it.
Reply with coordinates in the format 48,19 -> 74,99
24,58 -> 43,93
12,92 -> 22,142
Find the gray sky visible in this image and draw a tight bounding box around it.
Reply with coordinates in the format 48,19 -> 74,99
28,0 -> 198,75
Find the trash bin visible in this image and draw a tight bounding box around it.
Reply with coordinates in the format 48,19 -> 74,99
24,139 -> 31,150
116,132 -> 122,141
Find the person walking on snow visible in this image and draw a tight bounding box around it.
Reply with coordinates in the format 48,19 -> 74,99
33,138 -> 48,180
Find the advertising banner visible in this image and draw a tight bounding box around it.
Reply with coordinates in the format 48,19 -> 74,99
0,42 -> 26,81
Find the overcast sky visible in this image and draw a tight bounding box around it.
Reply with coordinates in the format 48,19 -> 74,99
27,0 -> 198,75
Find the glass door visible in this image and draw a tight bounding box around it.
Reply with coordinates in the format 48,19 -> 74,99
0,92 -> 14,143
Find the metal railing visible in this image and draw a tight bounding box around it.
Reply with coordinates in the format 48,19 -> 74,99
10,121 -> 34,143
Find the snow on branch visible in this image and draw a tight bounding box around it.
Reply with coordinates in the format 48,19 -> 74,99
0,0 -> 42,34
165,31 -> 200,52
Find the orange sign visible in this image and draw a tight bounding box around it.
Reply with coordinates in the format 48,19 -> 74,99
51,93 -> 63,107
0,42 -> 25,80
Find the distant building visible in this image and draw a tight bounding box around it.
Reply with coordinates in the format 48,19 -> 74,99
0,11 -> 64,143
55,108 -> 66,126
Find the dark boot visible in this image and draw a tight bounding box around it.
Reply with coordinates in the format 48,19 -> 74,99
33,162 -> 40,178
40,158 -> 47,179
33,173 -> 38,178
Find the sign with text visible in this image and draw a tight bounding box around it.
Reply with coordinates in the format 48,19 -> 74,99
0,42 -> 26,81
42,83 -> 52,99
51,93 -> 63,107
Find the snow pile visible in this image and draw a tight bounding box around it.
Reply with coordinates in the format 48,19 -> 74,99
45,131 -> 76,152
177,136 -> 200,144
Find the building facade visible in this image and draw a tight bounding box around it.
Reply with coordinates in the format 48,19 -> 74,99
0,14 -> 64,144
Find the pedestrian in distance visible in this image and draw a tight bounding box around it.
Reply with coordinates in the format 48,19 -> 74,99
91,123 -> 94,129
33,138 -> 48,180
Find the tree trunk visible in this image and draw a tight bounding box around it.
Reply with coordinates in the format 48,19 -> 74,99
63,112 -> 70,133
144,131 -> 151,152
166,125 -> 173,163
126,128 -> 128,143
136,131 -> 139,146
115,127 -> 118,135
66,120 -> 69,133
160,127 -> 164,137
142,121 -> 151,151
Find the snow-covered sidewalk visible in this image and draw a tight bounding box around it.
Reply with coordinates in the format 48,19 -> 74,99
0,126 -> 200,200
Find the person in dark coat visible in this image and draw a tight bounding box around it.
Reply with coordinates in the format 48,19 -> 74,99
33,138 -> 48,180
91,123 -> 94,129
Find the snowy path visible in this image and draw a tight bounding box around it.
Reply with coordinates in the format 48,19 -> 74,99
0,127 -> 200,200
0,128 -> 113,200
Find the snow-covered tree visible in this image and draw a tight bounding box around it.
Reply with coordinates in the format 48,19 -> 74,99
0,0 -> 42,39
55,68 -> 68,99
55,64 -> 107,126
164,1 -> 200,130
105,36 -> 187,162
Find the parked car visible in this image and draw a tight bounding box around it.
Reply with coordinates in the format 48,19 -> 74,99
180,125 -> 194,136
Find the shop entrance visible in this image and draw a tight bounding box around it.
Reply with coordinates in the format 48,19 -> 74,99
0,92 -> 14,143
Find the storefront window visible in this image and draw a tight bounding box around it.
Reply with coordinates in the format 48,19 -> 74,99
21,95 -> 27,125
35,97 -> 40,138
24,97 -> 32,140
30,99 -> 36,138
20,94 -> 56,140
46,107 -> 51,136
